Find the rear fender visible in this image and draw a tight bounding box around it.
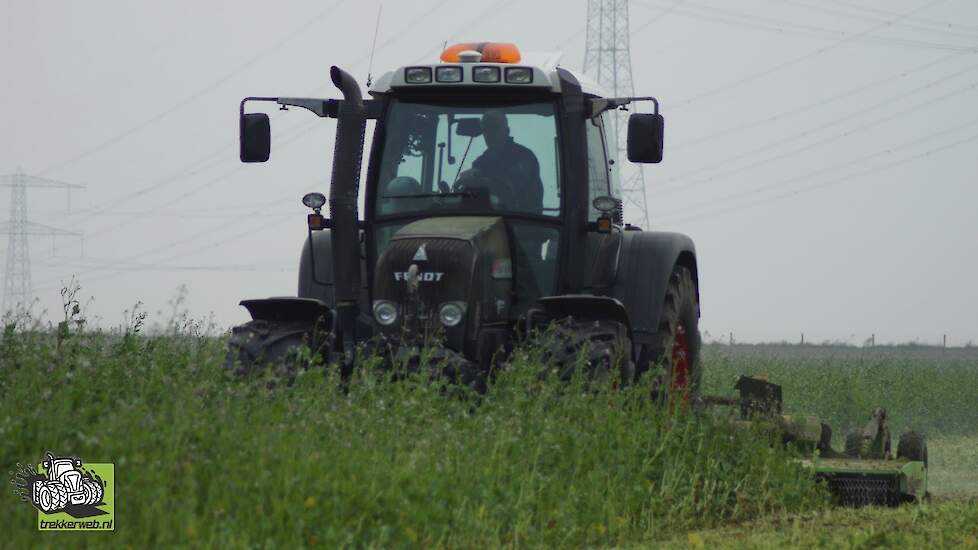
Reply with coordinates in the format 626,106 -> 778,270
611,231 -> 698,347
240,297 -> 332,327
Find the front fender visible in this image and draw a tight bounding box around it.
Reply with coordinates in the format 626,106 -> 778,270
536,295 -> 632,335
240,297 -> 332,326
610,231 -> 698,346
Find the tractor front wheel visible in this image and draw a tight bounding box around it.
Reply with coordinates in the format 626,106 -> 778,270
643,265 -> 702,403
82,479 -> 103,506
225,320 -> 329,381
37,482 -> 68,512
532,319 -> 633,384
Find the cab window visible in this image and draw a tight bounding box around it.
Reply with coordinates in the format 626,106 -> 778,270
585,116 -> 611,221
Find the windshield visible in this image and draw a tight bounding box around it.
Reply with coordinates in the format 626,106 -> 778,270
375,99 -> 561,218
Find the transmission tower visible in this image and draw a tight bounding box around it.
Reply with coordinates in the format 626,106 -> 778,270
1,172 -> 84,313
583,0 -> 650,228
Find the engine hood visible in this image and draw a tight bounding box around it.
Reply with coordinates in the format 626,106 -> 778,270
373,216 -> 513,343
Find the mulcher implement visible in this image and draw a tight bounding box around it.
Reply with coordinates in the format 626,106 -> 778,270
705,376 -> 928,506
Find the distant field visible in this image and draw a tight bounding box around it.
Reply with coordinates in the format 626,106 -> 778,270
1,326 -> 976,547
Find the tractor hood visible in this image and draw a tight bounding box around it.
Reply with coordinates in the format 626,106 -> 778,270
373,217 -> 513,346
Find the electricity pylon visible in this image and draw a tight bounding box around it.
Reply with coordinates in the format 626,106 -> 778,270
583,0 -> 650,228
1,172 -> 84,313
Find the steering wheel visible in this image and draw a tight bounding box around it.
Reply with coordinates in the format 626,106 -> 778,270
453,169 -> 516,208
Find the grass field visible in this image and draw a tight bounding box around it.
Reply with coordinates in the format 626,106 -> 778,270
2,319 -> 976,547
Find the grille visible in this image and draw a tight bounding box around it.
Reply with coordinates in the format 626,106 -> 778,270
375,238 -> 475,308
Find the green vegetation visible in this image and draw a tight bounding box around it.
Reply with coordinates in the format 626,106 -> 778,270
1,320 -> 976,547
657,498 -> 978,549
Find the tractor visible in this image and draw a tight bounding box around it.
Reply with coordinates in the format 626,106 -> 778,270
31,453 -> 104,513
229,42 -> 700,398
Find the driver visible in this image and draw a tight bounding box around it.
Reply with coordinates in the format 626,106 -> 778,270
467,111 -> 544,213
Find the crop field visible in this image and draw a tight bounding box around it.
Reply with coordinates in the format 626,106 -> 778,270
1,319 -> 976,548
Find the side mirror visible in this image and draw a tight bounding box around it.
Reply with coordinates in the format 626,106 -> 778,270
626,113 -> 664,164
455,118 -> 483,137
240,113 -> 271,162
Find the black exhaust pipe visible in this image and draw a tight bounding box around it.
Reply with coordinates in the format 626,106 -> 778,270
328,66 -> 366,347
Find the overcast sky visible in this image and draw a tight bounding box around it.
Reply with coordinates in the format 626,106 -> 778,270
2,0 -> 977,344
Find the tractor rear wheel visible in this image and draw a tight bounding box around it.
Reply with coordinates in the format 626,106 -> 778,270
642,265 -> 702,403
225,320 -> 327,380
897,431 -> 928,467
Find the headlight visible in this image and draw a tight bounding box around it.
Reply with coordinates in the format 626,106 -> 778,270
404,67 -> 433,84
436,66 -> 463,83
373,300 -> 398,326
505,67 -> 533,84
302,192 -> 326,209
472,66 -> 501,83
438,302 -> 466,327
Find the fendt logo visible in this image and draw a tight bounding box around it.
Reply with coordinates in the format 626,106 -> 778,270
9,452 -> 115,531
394,271 -> 445,282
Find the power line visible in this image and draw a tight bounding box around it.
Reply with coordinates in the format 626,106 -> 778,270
776,0 -> 978,40
656,132 -> 978,225
37,0 -> 351,176
32,0 -> 517,291
635,0 -> 978,51
669,49 -> 972,152
817,0 -> 978,34
651,66 -> 978,195
660,115 -> 978,214
667,0 -> 957,111
56,0 -> 472,225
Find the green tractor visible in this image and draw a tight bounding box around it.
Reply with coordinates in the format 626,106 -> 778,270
706,376 -> 929,506
229,42 -> 700,398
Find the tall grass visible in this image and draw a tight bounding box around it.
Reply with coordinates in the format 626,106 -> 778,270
0,328 -> 825,547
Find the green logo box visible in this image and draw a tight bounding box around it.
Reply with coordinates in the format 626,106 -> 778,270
35,462 -> 114,531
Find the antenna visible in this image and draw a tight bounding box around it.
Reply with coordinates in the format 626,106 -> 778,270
365,3 -> 384,87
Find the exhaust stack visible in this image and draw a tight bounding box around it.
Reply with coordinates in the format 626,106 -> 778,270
328,66 -> 366,345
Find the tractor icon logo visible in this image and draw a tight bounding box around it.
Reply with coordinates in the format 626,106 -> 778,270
31,453 -> 104,512
10,451 -> 114,530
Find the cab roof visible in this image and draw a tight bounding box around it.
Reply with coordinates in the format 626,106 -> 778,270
368,46 -> 610,98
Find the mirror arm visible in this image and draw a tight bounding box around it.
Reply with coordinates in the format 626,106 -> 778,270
589,96 -> 659,118
278,97 -> 339,118
240,96 -> 340,118
239,96 -> 278,118
241,97 -> 382,119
